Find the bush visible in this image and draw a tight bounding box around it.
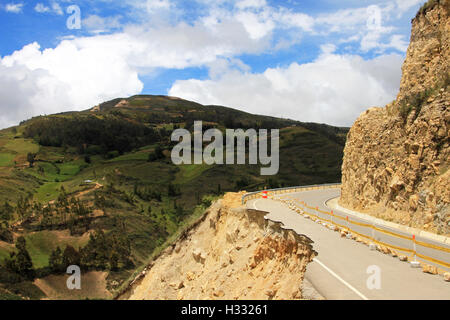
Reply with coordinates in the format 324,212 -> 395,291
0,267 -> 24,284
106,151 -> 120,159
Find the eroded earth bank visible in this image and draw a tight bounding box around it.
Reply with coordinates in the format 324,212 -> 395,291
124,192 -> 316,300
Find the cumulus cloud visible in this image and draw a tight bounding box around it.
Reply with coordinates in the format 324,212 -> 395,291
82,15 -> 123,33
4,3 -> 24,13
395,0 -> 426,14
0,16 -> 268,128
34,2 -> 64,15
51,2 -> 64,15
0,41 -> 143,127
169,52 -> 404,127
0,62 -> 69,129
146,0 -> 172,12
0,0 -> 412,129
34,3 -> 50,13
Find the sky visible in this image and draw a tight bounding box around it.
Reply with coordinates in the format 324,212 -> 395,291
0,0 -> 428,129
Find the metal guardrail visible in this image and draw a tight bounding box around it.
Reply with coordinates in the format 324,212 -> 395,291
291,198 -> 450,271
241,183 -> 341,204
242,183 -> 450,274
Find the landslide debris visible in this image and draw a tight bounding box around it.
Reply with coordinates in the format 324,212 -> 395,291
125,192 -> 316,300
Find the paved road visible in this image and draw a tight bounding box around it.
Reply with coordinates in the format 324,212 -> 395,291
246,188 -> 450,300
287,188 -> 450,273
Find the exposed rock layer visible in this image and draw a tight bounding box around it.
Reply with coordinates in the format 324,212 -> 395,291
340,0 -> 449,234
127,193 -> 316,300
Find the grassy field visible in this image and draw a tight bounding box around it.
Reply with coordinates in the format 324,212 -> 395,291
25,231 -> 90,269
0,153 -> 15,167
0,243 -> 13,263
35,182 -> 64,202
4,139 -> 39,154
107,151 -> 150,162
174,164 -> 211,184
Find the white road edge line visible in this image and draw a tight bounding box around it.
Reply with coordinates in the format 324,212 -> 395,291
253,199 -> 261,210
253,197 -> 370,301
313,258 -> 369,300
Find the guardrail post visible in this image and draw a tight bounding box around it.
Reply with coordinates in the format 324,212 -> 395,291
345,216 -> 353,239
369,223 -> 376,250
410,235 -> 420,268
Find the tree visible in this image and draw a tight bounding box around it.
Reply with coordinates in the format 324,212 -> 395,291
49,247 -> 63,272
0,201 -> 13,221
0,221 -> 13,243
147,144 -> 165,162
176,204 -> 184,217
109,251 -> 119,271
27,153 -> 36,168
168,183 -> 181,197
62,245 -> 81,268
6,236 -> 34,278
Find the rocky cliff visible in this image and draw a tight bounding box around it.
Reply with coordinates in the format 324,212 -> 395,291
124,192 -> 316,300
340,0 -> 449,235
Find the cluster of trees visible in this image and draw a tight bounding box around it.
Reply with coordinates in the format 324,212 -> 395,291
167,183 -> 181,197
0,221 -> 13,243
2,229 -> 132,281
0,188 -> 94,235
147,145 -> 165,162
235,177 -> 251,190
4,237 -> 34,279
133,184 -> 162,202
0,201 -> 13,222
23,115 -> 160,155
49,228 -> 132,272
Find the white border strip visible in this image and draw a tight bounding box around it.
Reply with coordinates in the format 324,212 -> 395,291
313,258 -> 369,300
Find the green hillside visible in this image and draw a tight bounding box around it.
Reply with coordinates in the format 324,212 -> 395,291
0,95 -> 348,299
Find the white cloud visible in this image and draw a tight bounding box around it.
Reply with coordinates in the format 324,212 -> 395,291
4,3 -> 23,13
51,2 -> 64,15
82,15 -> 123,33
34,3 -> 50,13
235,0 -> 267,10
0,0 -> 412,129
146,0 -> 172,12
235,10 -> 275,40
395,0 -> 426,13
0,42 -> 143,127
275,9 -> 315,32
169,52 -> 404,127
34,2 -> 64,15
0,61 -> 70,129
0,17 -> 269,128
315,4 -> 401,53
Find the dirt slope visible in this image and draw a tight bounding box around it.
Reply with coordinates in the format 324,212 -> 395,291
125,192 -> 316,300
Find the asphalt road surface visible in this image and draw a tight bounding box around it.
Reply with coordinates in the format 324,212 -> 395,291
246,188 -> 450,300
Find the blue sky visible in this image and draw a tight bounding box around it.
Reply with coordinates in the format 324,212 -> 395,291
0,0 -> 427,128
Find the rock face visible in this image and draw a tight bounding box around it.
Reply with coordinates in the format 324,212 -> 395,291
126,192 -> 316,300
340,0 -> 450,235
